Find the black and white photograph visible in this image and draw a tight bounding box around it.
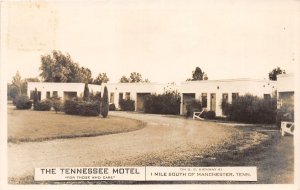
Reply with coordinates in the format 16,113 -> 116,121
0,0 -> 298,189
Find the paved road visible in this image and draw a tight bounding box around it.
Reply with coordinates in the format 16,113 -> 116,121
8,112 -> 253,180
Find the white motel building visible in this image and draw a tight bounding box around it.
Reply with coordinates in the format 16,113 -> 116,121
28,74 -> 294,117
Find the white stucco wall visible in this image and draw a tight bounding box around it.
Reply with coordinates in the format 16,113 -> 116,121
27,82 -> 104,100
180,78 -> 276,116
277,73 -> 294,93
105,83 -> 178,110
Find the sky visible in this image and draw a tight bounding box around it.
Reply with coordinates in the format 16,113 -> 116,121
2,0 -> 299,84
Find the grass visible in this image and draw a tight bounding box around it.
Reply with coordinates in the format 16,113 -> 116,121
7,107 -> 144,143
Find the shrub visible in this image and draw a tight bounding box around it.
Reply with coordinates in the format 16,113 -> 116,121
34,100 -> 52,111
52,98 -> 63,113
79,101 -> 100,116
32,88 -> 39,106
276,104 -> 294,127
64,100 -> 81,115
83,83 -> 90,101
185,100 -> 202,117
15,95 -> 32,110
89,92 -> 101,102
64,100 -> 100,116
109,103 -> 116,111
101,86 -> 109,118
144,91 -> 181,115
221,94 -> 277,124
119,99 -> 135,111
201,111 -> 216,120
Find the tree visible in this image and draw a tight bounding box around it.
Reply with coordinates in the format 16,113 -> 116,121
80,67 -> 93,84
39,50 -> 89,83
129,72 -> 143,83
20,77 -> 40,95
119,72 -> 149,83
94,73 -> 110,85
120,75 -> 130,83
189,67 -> 206,81
269,67 -> 286,81
101,86 -> 109,118
11,71 -> 22,95
33,88 -> 39,107
83,83 -> 90,101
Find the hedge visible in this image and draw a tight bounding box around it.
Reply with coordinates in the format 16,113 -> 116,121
109,104 -> 116,111
15,95 -> 32,110
119,99 -> 135,111
64,100 -> 100,116
221,94 -> 277,124
144,92 -> 181,115
34,100 -> 52,111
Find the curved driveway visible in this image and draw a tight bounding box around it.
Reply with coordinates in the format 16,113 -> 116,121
8,112 -> 243,179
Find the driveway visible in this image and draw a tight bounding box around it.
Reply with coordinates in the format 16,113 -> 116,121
8,112 -> 264,181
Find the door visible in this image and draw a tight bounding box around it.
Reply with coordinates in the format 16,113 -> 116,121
136,93 -> 151,112
182,93 -> 196,115
210,93 -> 216,112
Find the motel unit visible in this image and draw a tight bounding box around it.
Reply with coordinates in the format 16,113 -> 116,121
28,78 -> 277,116
180,78 -> 276,116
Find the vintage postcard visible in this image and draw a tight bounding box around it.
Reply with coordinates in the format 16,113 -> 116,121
0,0 -> 299,190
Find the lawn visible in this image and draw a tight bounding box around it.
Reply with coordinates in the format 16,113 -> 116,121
7,106 -> 144,143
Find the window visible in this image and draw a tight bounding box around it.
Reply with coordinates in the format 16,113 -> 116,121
46,91 -> 50,99
53,91 -> 58,98
264,94 -> 271,99
222,93 -> 228,103
110,93 -> 115,104
201,93 -> 207,108
125,92 -> 130,100
232,93 -> 239,101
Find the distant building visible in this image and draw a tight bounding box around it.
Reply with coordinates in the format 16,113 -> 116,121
180,78 -> 276,116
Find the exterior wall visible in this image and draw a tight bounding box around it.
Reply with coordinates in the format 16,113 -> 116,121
277,73 -> 294,109
27,82 -> 102,100
105,83 -> 178,111
180,79 -> 276,116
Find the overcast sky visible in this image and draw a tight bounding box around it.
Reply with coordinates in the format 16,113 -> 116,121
3,0 -> 299,84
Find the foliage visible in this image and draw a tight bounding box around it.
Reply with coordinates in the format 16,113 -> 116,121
93,73 -> 109,85
144,91 -> 181,115
7,84 -> 20,102
185,99 -> 202,117
119,72 -> 149,83
101,86 -> 109,118
186,67 -> 207,81
83,83 -> 90,101
201,111 -> 216,120
34,100 -> 52,111
119,99 -> 135,111
221,94 -> 277,124
33,88 -> 39,106
109,104 -> 116,111
15,95 -> 32,110
269,67 -> 286,81
276,104 -> 294,127
79,101 -> 101,116
64,100 -> 100,116
39,50 -> 92,83
89,92 -> 102,102
51,97 -> 63,113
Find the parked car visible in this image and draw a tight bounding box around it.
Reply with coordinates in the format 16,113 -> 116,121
280,121 -> 294,136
